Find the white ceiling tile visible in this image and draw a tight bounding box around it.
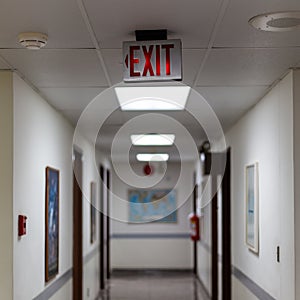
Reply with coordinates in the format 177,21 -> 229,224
102,110 -> 125,125
194,85 -> 268,129
40,87 -> 106,111
0,0 -> 93,48
84,0 -> 222,48
182,50 -> 206,86
102,49 -> 123,85
119,111 -> 200,126
197,48 -> 300,86
0,49 -> 109,87
60,109 -> 83,126
215,0 -> 300,47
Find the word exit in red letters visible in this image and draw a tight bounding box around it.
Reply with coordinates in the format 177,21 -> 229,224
123,39 -> 182,82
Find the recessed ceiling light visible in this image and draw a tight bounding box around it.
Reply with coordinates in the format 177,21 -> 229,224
249,11 -> 300,32
136,153 -> 169,162
131,134 -> 175,146
115,86 -> 190,111
18,32 -> 48,50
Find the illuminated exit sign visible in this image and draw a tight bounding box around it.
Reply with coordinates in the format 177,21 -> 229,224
123,39 -> 182,82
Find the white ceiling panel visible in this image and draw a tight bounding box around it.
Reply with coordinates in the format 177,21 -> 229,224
0,0 -> 92,48
61,108 -> 124,127
215,0 -> 300,47
197,48 -> 300,86
102,110 -> 126,125
195,85 -> 268,129
115,111 -> 198,126
102,49 -> 123,85
0,49 -> 108,87
60,109 -> 83,126
39,87 -> 106,111
83,0 -> 222,48
182,50 -> 206,86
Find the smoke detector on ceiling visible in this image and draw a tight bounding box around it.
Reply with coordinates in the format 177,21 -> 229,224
249,11 -> 300,32
18,32 -> 48,50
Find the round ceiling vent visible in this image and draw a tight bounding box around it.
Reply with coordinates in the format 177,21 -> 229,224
249,11 -> 300,32
18,32 -> 48,50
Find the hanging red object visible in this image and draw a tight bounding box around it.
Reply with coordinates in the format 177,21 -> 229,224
143,163 -> 153,175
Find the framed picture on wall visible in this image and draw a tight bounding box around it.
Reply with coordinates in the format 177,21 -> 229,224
45,166 -> 60,282
128,189 -> 177,223
245,162 -> 259,253
90,182 -> 97,244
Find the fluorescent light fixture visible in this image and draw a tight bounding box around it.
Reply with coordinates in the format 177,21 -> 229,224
136,153 -> 169,162
115,86 -> 190,111
131,134 -> 175,146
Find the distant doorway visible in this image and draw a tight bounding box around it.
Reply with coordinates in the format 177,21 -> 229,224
99,165 -> 105,290
73,149 -> 83,300
106,169 -> 111,279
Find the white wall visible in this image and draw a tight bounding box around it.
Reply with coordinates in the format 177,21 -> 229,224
111,162 -> 194,269
196,71 -> 295,299
0,71 -> 13,300
12,73 -> 107,300
293,70 -> 300,300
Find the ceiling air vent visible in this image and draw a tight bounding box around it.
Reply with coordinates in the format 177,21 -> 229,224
18,32 -> 48,50
249,11 -> 300,32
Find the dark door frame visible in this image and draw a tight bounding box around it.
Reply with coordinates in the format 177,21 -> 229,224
99,165 -> 105,290
106,169 -> 111,279
222,148 -> 232,300
211,174 -> 218,300
210,149 -> 232,300
193,172 -> 198,276
73,148 -> 83,300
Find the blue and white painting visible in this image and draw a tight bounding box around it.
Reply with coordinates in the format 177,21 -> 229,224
129,189 -> 177,223
46,167 -> 59,281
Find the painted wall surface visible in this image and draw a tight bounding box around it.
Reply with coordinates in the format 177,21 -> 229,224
196,72 -> 295,300
13,74 -> 106,300
111,162 -> 194,269
0,71 -> 13,300
293,70 -> 300,300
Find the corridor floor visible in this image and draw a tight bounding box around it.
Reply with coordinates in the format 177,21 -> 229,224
98,270 -> 210,300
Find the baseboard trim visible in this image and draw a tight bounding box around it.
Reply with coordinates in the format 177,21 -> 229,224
111,233 -> 190,239
198,242 -> 276,300
232,267 -> 276,300
32,269 -> 72,300
196,275 -> 211,299
112,268 -> 193,276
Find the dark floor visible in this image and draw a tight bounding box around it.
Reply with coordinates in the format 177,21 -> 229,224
98,270 -> 210,300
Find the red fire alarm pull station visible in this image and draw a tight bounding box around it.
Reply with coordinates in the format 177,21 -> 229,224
18,215 -> 27,236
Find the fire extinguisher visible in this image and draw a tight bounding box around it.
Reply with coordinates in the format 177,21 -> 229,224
189,213 -> 200,241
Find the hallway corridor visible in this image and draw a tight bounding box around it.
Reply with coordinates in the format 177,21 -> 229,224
98,271 -> 210,300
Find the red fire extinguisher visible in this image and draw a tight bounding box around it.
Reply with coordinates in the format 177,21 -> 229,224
189,213 -> 200,241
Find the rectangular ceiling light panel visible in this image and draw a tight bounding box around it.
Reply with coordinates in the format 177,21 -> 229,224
131,134 -> 175,146
115,86 -> 190,111
136,153 -> 169,161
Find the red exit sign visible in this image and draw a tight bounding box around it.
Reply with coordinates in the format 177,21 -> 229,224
123,39 -> 182,82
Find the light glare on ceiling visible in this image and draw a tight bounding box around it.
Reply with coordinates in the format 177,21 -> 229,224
136,153 -> 169,161
131,134 -> 175,146
115,86 -> 190,111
